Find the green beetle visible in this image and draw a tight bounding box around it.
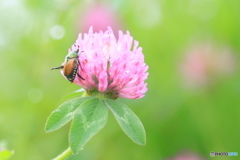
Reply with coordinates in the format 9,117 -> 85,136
51,49 -> 84,82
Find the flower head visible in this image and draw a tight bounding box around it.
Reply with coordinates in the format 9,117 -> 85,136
66,27 -> 148,99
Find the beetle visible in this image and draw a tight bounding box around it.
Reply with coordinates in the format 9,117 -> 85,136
51,49 -> 85,82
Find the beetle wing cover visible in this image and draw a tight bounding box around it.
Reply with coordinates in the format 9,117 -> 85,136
63,59 -> 79,82
63,59 -> 74,75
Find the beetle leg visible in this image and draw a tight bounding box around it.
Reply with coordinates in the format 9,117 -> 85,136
51,66 -> 64,70
77,73 -> 85,80
77,59 -> 84,71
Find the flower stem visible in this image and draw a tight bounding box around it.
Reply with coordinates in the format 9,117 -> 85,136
53,147 -> 72,160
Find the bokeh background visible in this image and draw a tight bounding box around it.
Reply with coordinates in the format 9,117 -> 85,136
0,0 -> 240,159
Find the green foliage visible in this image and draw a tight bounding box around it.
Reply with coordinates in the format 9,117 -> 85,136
69,98 -> 108,154
45,97 -> 93,132
62,88 -> 85,100
45,96 -> 146,155
104,99 -> 146,145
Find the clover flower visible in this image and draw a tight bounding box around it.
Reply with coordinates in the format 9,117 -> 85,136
67,27 -> 148,99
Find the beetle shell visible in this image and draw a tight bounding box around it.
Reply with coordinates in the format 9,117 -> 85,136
63,58 -> 79,82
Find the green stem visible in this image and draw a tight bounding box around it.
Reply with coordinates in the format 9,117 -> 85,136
53,147 -> 72,160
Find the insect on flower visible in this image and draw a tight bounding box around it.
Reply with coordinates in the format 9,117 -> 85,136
51,48 -> 85,82
67,27 -> 149,99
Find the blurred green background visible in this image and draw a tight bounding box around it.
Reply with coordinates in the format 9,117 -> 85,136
0,0 -> 240,159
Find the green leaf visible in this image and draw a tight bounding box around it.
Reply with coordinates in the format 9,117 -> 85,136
45,96 -> 93,133
69,98 -> 108,154
104,99 -> 146,145
62,88 -> 86,100
0,150 -> 13,160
